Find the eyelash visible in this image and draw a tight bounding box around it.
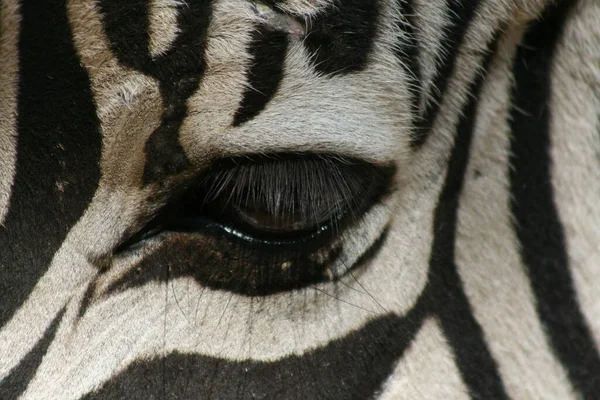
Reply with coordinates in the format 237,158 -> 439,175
114,154 -> 394,295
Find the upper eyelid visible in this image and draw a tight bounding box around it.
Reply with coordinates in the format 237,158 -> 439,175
115,153 -> 396,252
190,154 -> 394,209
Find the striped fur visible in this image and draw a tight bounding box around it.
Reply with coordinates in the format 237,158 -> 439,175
1,0 -> 599,398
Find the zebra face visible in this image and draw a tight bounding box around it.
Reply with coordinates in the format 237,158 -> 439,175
61,0 -> 432,371
65,0 -> 422,307
2,0 -> 600,399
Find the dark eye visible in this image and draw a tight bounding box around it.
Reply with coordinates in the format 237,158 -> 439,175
215,200 -> 333,239
115,154 -> 394,295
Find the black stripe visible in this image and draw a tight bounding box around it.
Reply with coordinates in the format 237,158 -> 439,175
395,0 -> 422,132
103,219 -> 391,299
95,0 -> 151,72
348,226 -> 390,274
98,0 -> 210,84
82,307 -> 427,400
0,0 -> 102,327
256,0 -> 285,9
98,0 -> 212,184
233,25 -> 288,127
0,308 -> 66,398
509,1 -> 600,398
303,0 -> 380,76
410,0 -> 482,148
427,35 -> 509,399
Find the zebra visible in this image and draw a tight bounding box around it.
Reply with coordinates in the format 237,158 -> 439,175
0,0 -> 599,398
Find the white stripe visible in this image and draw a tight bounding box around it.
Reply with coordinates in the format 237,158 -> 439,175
0,187 -> 136,380
549,0 -> 600,349
378,318 -> 470,400
454,25 -> 575,400
0,0 -> 20,224
412,0 -> 451,110
147,0 -> 181,58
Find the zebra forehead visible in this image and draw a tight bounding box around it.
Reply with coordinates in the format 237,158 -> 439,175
68,0 -> 412,179
64,0 -> 550,176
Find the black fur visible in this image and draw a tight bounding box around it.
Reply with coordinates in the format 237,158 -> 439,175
82,310 -> 427,400
303,0 -> 380,75
233,24 -> 289,126
0,0 -> 102,327
426,33 -> 509,399
0,309 -> 66,398
395,0 -> 423,141
509,1 -> 600,397
98,0 -> 213,184
410,0 -> 482,148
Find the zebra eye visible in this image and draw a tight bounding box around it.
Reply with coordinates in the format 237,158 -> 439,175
194,156 -> 360,242
162,154 -> 387,243
233,201 -> 336,234
217,201 -> 333,239
116,154 -> 394,295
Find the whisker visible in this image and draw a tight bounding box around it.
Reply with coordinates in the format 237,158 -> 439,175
308,285 -> 377,314
349,271 -> 389,314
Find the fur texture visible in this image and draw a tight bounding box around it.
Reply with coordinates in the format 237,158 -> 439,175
0,0 -> 599,398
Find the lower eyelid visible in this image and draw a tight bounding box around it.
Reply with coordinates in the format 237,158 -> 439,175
108,228 -> 344,297
109,199 -> 392,301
